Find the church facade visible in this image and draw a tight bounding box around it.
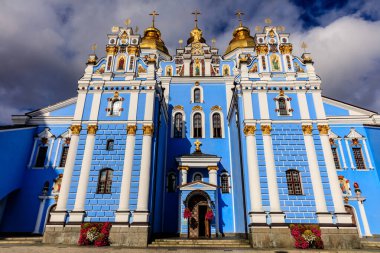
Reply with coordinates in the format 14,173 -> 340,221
0,13 -> 379,248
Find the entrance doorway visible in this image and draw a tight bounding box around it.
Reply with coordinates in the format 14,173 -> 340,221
186,191 -> 211,239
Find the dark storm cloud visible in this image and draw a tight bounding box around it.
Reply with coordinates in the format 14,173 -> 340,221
0,0 -> 380,124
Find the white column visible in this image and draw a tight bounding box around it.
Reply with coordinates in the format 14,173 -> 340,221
242,89 -> 254,120
179,167 -> 188,185
45,138 -> 55,168
49,125 -> 81,223
33,197 -> 46,234
318,125 -> 352,224
257,91 -> 270,120
362,139 -> 373,169
312,90 -> 326,119
115,125 -> 136,223
28,139 -> 38,168
73,91 -> 87,121
53,138 -> 62,168
261,125 -> 284,223
70,125 -> 97,222
338,139 -> 347,169
297,91 -> 310,119
133,125 -> 154,223
208,167 -> 218,185
243,125 -> 266,224
358,199 -> 372,236
302,125 -> 332,224
345,139 -> 355,169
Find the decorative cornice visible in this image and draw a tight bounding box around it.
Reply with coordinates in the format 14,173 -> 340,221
173,105 -> 184,111
261,125 -> 272,135
87,125 -> 98,135
192,105 -> 203,111
127,125 -> 137,135
143,124 -> 154,136
211,105 -> 222,112
207,166 -> 218,171
255,44 -> 268,55
279,44 -> 293,55
70,125 -> 82,135
317,125 -> 330,135
302,125 -> 313,135
243,125 -> 256,136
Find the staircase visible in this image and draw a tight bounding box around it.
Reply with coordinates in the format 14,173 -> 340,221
149,238 -> 251,248
0,236 -> 43,245
361,235 -> 380,249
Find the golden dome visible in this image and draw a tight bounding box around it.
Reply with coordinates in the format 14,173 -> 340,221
187,26 -> 206,45
140,26 -> 169,55
224,25 -> 255,55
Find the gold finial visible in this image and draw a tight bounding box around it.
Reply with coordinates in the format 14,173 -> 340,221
194,139 -> 202,152
265,18 -> 272,25
192,9 -> 201,28
112,26 -> 120,33
135,26 -> 139,33
235,10 -> 244,27
91,43 -> 97,54
211,38 -> 216,49
301,41 -> 308,53
149,10 -> 159,27
179,39 -> 183,48
255,26 -> 261,32
125,18 -> 131,26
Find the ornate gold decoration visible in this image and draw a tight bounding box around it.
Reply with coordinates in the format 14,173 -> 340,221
194,139 -> 202,151
224,25 -> 255,55
125,18 -> 131,26
149,10 -> 159,27
195,81 -> 200,86
127,46 -> 139,55
114,91 -> 119,98
211,105 -> 222,111
344,196 -> 349,204
235,10 -> 244,27
127,125 -> 137,135
208,166 -> 218,171
352,138 -> 359,146
279,90 -> 285,96
147,56 -> 156,63
54,195 -> 59,203
255,44 -> 268,55
317,125 -> 330,135
87,125 -> 98,135
140,21 -> 169,55
87,54 -> 97,64
243,125 -> 256,136
173,105 -> 184,111
70,125 -> 82,135
279,44 -> 293,54
178,166 -> 189,171
192,105 -> 203,111
269,29 -> 275,38
178,39 -> 183,48
302,53 -> 313,64
143,125 -> 154,136
261,125 -> 272,135
302,125 -> 313,135
265,18 -> 272,25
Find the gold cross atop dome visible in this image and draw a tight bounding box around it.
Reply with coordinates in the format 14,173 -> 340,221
235,10 -> 244,27
192,9 -> 201,28
194,139 -> 202,152
125,18 -> 131,26
91,43 -> 97,54
149,10 -> 159,27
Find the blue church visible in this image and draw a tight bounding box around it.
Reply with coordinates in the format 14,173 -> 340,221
0,11 -> 379,248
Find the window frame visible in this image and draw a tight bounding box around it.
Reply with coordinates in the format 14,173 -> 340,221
275,94 -> 292,116
193,112 -> 202,138
286,169 -> 303,195
35,145 -> 48,168
106,139 -> 115,151
191,85 -> 203,103
97,168 -> 114,194
220,173 -> 230,194
352,147 -> 366,170
173,112 -> 184,138
59,146 -> 69,168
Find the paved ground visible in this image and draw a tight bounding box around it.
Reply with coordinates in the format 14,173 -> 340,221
0,245 -> 378,253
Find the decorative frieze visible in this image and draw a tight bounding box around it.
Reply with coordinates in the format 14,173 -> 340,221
243,125 -> 256,136
70,125 -> 82,135
317,125 -> 330,135
87,125 -> 98,135
302,125 -> 313,135
173,105 -> 184,111
143,125 -> 154,136
127,125 -> 137,135
211,105 -> 222,111
261,125 -> 272,135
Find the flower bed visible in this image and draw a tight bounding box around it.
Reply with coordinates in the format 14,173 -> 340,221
78,222 -> 112,247
289,224 -> 323,249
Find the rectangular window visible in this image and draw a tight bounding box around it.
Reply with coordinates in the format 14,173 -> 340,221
286,170 -> 302,195
353,147 -> 366,170
59,146 -> 69,167
35,146 -> 48,167
331,147 -> 341,169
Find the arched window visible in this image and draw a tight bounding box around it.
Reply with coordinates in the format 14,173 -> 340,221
221,174 -> 229,193
117,57 -> 125,70
128,56 -> 135,71
106,139 -> 114,151
193,173 -> 203,182
194,88 -> 201,103
174,113 -> 183,138
97,169 -> 113,194
193,113 -> 202,138
330,139 -> 341,169
59,146 -> 69,167
110,100 -> 121,116
212,113 -> 222,138
353,146 -> 365,170
35,145 -> 48,167
167,173 -> 176,192
286,170 -> 302,195
278,97 -> 288,115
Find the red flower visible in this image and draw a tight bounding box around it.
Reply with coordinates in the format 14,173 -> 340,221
206,210 -> 214,220
184,208 -> 192,219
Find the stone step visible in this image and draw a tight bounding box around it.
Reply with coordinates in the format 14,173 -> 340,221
361,239 -> 380,249
150,238 -> 251,248
0,237 -> 43,245
149,243 -> 251,248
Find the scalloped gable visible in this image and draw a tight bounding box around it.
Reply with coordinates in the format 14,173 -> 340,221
26,97 -> 77,117
322,96 -> 377,117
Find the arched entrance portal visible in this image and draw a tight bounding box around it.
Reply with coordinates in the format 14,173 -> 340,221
185,190 -> 212,238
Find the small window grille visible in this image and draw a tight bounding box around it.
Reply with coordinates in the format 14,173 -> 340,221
106,139 -> 114,151
353,147 -> 366,170
59,146 -> 69,167
221,174 -> 229,193
97,169 -> 113,194
286,170 -> 302,195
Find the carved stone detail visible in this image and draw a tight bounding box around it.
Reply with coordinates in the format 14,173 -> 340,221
255,44 -> 268,55
70,125 -> 82,135
192,105 -> 203,111
127,125 -> 137,135
211,105 -> 222,111
261,125 -> 272,135
279,44 -> 293,54
178,166 -> 189,171
173,105 -> 184,111
87,125 -> 98,135
302,125 -> 313,135
243,125 -> 256,136
143,125 -> 154,136
207,166 -> 218,171
318,125 -> 330,135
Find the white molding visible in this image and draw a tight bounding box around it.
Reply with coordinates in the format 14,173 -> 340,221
45,138 -> 55,168
176,157 -> 221,168
28,140 -> 38,168
322,97 -> 377,116
127,92 -> 139,121
209,110 -> 225,138
275,93 -> 293,117
53,138 -> 62,168
171,107 -> 186,138
297,91 -> 310,119
26,97 -> 77,117
362,139 -> 373,169
190,85 -> 204,103
345,139 -> 355,169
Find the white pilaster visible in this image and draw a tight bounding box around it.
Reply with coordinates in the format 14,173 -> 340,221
45,138 -> 55,168
73,90 -> 87,121
362,139 -> 373,169
184,60 -> 190,76
345,139 -> 355,169
258,91 -> 270,120
312,90 -> 326,119
208,167 -> 218,185
179,167 -> 188,185
338,139 -> 347,169
318,125 -> 352,224
244,125 -> 266,224
302,125 -> 332,224
50,126 -> 81,223
53,138 -> 62,168
204,59 -> 211,76
297,91 -> 310,119
28,139 -> 38,168
358,199 -> 372,236
242,88 -> 254,120
33,197 -> 46,234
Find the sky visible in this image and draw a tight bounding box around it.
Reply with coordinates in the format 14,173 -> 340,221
0,0 -> 380,124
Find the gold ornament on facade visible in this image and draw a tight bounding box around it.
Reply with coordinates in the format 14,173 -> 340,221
261,125 -> 272,135
194,139 -> 202,151
70,125 -> 82,135
302,125 -> 313,135
269,29 -> 275,38
127,125 -> 137,135
243,125 -> 256,136
192,105 -> 203,111
127,46 -> 139,55
178,166 -> 189,171
54,195 -> 59,203
106,45 -> 118,55
195,81 -> 200,86
87,125 -> 98,135
317,125 -> 330,135
279,44 -> 293,55
208,166 -> 218,171
279,90 -> 285,96
211,105 -> 222,111
173,105 -> 184,111
143,125 -> 154,136
255,44 -> 268,55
